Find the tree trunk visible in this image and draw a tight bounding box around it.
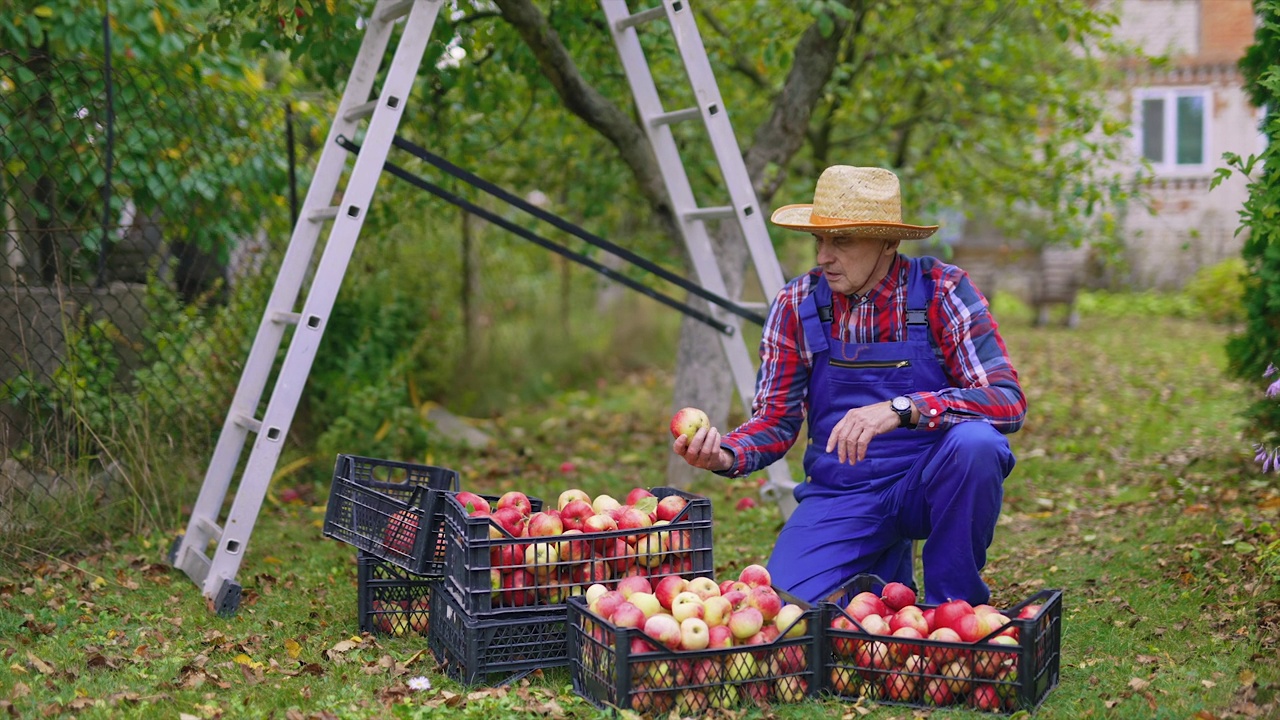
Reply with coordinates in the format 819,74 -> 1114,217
494,0 -> 859,487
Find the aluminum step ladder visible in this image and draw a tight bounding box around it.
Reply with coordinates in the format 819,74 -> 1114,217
170,0 -> 795,615
601,0 -> 797,517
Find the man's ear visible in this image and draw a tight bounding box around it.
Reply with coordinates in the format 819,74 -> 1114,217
882,239 -> 901,255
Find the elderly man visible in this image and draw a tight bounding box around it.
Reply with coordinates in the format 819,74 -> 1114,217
673,165 -> 1026,605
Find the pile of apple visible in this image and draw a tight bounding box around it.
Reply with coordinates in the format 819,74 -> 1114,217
828,581 -> 1043,711
446,486 -> 700,608
578,564 -> 814,714
368,594 -> 431,638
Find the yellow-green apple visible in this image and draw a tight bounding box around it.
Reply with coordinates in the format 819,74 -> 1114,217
726,650 -> 757,681
671,591 -> 705,623
455,491 -> 491,515
592,494 -> 622,515
383,510 -> 418,555
371,599 -> 406,636
774,676 -> 807,702
625,487 -> 655,506
611,601 -> 646,629
557,488 -> 591,511
941,658 -> 973,694
986,612 -> 1017,639
890,605 -> 929,635
496,491 -> 532,517
644,613 -> 682,650
728,606 -> 764,640
675,688 -> 706,715
774,603 -> 807,638
973,635 -> 1019,678
632,532 -> 666,568
501,568 -> 537,607
738,564 -> 771,589
490,506 -> 527,538
585,583 -> 609,605
707,624 -> 734,649
589,589 -> 625,619
524,542 -> 559,579
845,591 -> 888,622
772,644 -> 807,674
829,667 -> 859,695
933,598 -> 975,632
994,664 -> 1020,708
655,495 -> 688,522
973,603 -> 1000,617
703,596 -> 733,628
746,585 -> 783,621
654,575 -> 689,610
679,617 -> 710,651
629,591 -> 663,618
853,639 -> 890,679
903,653 -> 935,675
527,511 -> 564,537
490,568 -> 502,602
926,627 -> 963,664
888,626 -> 925,664
669,407 -> 710,440
709,681 -> 740,709
880,581 -> 917,612
559,500 -> 595,532
884,669 -> 918,701
409,595 -> 430,634
617,574 -> 653,600
686,576 -> 720,600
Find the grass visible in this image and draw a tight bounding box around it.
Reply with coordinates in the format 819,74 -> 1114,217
2,308 -> 1279,719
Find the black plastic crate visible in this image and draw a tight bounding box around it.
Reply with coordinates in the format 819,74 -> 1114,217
357,550 -> 434,638
440,487 -> 714,617
428,574 -> 568,685
323,454 -> 460,575
820,575 -> 1062,713
568,590 -> 821,714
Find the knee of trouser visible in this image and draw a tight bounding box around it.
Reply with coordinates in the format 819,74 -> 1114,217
939,422 -> 1012,472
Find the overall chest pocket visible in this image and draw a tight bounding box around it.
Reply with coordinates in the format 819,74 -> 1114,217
826,358 -> 915,392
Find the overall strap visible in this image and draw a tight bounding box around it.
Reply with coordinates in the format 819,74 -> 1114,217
798,273 -> 833,356
905,258 -> 932,343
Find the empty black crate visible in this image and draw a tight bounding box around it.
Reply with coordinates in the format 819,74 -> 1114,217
568,591 -> 820,714
820,574 -> 1062,713
428,575 -> 568,685
323,454 -> 460,575
441,486 -> 713,616
357,550 -> 434,638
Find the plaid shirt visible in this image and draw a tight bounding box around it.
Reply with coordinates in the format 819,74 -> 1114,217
720,254 -> 1026,478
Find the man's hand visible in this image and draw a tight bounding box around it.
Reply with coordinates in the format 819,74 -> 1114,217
826,401 -> 902,464
672,426 -> 733,473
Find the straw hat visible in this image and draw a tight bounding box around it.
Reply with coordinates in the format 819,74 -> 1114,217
770,166 -> 938,240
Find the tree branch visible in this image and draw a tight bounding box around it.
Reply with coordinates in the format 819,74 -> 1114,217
697,8 -> 770,90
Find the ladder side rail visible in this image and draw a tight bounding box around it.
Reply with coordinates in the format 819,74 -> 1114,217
661,0 -> 786,299
197,0 -> 446,599
173,5 -> 405,574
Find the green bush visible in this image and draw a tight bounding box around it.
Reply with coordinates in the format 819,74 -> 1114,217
1184,257 -> 1247,324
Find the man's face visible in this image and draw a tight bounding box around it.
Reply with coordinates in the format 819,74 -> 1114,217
814,233 -> 893,296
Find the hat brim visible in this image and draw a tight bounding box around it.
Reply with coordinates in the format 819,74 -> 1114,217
770,204 -> 939,240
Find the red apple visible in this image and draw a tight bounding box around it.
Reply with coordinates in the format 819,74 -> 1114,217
970,683 -> 1002,711
383,510 -> 418,555
923,675 -> 955,706
746,585 -> 783,621
496,491 -> 532,517
612,601 -> 647,629
954,611 -> 995,643
707,624 -> 733,648
728,606 -> 764,640
557,488 -> 591,511
490,506 -> 527,538
854,639 -> 891,679
554,530 -> 591,563
654,575 -> 689,610
738,564 -> 772,589
890,605 -> 930,635
617,574 -> 653,600
655,495 -> 688,522
489,542 -> 523,568
880,581 -> 916,612
625,487 -> 655,506
735,496 -> 757,510
845,591 -> 888,622
885,669 -> 918,701
454,491 -> 490,515
859,612 -> 891,635
669,407 -> 709,439
1016,603 -> 1043,620
934,599 -> 976,632
409,595 -> 430,634
888,626 -> 925,664
589,589 -> 625,619
644,613 -> 683,650
527,511 -> 564,537
559,500 -> 595,532
926,627 -> 964,664
616,506 -> 653,544
501,568 -> 537,607
830,615 -> 859,658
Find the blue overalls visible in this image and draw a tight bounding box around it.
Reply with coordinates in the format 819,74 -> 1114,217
765,258 -> 1015,606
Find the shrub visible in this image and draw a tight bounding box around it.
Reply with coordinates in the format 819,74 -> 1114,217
1183,257 -> 1246,324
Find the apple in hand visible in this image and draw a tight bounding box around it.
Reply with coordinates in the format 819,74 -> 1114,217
669,407 -> 710,440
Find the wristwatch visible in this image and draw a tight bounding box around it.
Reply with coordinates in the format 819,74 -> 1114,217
891,396 -> 915,429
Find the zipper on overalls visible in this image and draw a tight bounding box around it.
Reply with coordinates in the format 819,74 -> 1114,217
828,359 -> 912,369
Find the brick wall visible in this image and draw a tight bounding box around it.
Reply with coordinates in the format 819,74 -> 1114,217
1199,0 -> 1255,63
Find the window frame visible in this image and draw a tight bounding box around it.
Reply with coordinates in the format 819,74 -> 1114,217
1133,86 -> 1213,176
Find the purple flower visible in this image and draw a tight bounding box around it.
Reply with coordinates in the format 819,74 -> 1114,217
1268,378 -> 1280,399
1266,363 -> 1278,378
1266,449 -> 1276,474
1257,443 -> 1270,463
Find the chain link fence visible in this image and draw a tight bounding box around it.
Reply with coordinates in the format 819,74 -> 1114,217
0,47 -> 323,539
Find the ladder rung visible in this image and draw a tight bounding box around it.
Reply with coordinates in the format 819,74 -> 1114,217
615,6 -> 665,31
649,107 -> 701,127
194,516 -> 223,540
376,0 -> 417,23
343,100 -> 378,122
309,206 -> 340,223
271,311 -> 301,326
234,413 -> 263,434
683,205 -> 736,222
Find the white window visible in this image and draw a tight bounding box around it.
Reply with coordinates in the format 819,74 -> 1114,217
1134,87 -> 1211,175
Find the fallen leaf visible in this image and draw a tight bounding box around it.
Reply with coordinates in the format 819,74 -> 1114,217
1239,669 -> 1256,686
1201,680 -> 1216,688
1128,677 -> 1150,691
284,638 -> 301,659
26,652 -> 53,674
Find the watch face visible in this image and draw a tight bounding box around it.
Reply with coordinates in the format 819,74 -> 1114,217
892,396 -> 911,412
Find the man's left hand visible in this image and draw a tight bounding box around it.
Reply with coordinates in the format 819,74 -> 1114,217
826,401 -> 901,464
